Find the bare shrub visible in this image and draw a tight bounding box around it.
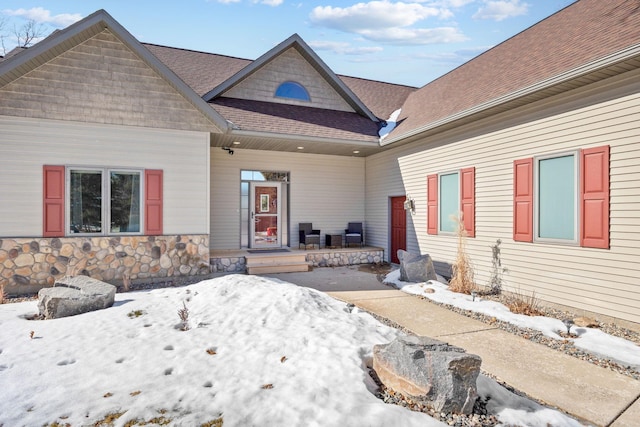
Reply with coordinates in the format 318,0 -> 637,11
178,302 -> 190,331
0,283 -> 6,304
122,272 -> 131,292
505,288 -> 543,316
448,213 -> 477,295
486,239 -> 507,295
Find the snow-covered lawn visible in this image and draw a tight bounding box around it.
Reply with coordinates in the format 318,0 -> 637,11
385,270 -> 640,370
1,275 -> 584,426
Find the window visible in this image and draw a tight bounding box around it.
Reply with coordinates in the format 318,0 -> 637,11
439,172 -> 459,233
275,81 -> 310,101
43,166 -> 163,237
427,167 -> 475,237
536,153 -> 576,241
69,168 -> 141,235
513,145 -> 609,248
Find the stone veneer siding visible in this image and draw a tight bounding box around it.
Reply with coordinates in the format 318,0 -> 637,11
210,248 -> 384,273
0,235 -> 210,295
306,249 -> 383,268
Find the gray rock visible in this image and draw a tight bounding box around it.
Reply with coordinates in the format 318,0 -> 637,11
398,250 -> 437,283
373,335 -> 481,414
38,276 -> 116,319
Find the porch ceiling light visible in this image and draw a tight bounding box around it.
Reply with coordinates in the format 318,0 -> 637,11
353,150 -> 360,154
232,141 -> 241,145
297,146 -> 304,150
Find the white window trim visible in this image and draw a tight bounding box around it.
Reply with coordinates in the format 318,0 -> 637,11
533,151 -> 579,245
438,170 -> 460,235
66,166 -> 145,237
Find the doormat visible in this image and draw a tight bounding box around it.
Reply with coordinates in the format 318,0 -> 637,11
247,249 -> 290,254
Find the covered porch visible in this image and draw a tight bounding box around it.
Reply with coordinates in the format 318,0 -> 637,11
210,245 -> 384,275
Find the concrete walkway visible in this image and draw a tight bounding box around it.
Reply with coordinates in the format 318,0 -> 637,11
266,266 -> 640,427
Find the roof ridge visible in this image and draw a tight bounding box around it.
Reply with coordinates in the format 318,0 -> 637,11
141,42 -> 252,62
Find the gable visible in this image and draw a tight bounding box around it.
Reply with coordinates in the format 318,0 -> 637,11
0,29 -> 221,133
221,47 -> 355,113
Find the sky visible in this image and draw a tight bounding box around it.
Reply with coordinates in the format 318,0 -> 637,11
0,1 -> 575,87
0,273 -> 590,426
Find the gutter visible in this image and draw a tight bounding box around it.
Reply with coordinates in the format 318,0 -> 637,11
380,43 -> 640,146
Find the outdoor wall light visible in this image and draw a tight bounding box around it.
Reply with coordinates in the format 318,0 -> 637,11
222,147 -> 234,155
404,195 -> 416,215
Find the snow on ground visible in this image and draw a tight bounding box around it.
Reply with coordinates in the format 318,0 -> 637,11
385,269 -> 640,370
1,275 -> 583,426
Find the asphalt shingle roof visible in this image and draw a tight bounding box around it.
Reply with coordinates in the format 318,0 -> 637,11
393,0 -> 640,138
211,97 -> 380,142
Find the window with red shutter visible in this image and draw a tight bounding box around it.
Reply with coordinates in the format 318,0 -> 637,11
43,165 -> 65,237
580,146 -> 610,249
145,169 -> 163,236
427,174 -> 438,235
513,158 -> 533,242
460,167 -> 475,238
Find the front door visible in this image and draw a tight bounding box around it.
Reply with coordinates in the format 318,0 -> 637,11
250,182 -> 281,248
391,196 -> 407,264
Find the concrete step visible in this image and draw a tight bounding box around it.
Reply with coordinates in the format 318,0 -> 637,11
245,252 -> 309,274
247,262 -> 310,275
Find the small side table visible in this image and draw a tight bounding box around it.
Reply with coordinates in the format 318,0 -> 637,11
325,234 -> 342,248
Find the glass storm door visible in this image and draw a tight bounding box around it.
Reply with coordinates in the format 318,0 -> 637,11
250,182 -> 281,248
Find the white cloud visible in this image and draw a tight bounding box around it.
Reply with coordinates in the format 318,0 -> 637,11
360,26 -> 466,44
2,7 -> 82,27
216,0 -> 241,3
433,0 -> 477,7
310,1 -> 450,32
254,0 -> 284,5
308,40 -> 384,55
309,1 -> 465,45
473,0 -> 529,21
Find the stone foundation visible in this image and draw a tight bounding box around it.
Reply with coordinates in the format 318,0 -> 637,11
0,235 -> 210,295
306,249 -> 383,267
210,256 -> 247,273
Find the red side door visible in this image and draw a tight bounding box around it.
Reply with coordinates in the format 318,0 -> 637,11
391,196 -> 407,264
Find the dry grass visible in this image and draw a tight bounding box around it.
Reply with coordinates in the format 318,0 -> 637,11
122,272 -> 131,292
0,283 -> 6,304
201,417 -> 224,427
505,288 -> 544,316
177,302 -> 190,331
448,213 -> 477,295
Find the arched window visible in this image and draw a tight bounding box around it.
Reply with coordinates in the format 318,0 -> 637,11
275,81 -> 310,101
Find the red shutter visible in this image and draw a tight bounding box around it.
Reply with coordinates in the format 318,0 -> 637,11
513,158 -> 533,242
580,146 -> 609,249
145,169 -> 163,235
460,167 -> 475,238
43,165 -> 65,237
427,174 -> 438,235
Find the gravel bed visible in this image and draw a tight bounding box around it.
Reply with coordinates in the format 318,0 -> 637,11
415,293 -> 640,381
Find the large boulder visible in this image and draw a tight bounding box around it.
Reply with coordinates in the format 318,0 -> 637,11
38,276 -> 116,319
398,250 -> 437,283
373,335 -> 481,414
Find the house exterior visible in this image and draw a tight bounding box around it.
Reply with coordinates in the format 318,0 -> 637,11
0,0 -> 639,325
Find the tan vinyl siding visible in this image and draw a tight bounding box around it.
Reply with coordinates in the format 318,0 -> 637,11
366,72 -> 640,323
210,148 -> 364,249
0,30 -> 218,132
222,48 -> 355,112
0,116 -> 210,237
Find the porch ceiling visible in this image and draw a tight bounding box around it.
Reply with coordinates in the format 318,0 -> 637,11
210,132 -> 383,157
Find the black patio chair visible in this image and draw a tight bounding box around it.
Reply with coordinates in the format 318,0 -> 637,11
299,223 -> 321,249
345,222 -> 364,247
